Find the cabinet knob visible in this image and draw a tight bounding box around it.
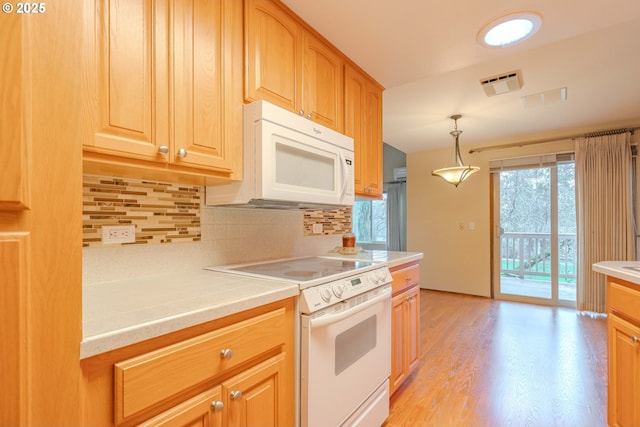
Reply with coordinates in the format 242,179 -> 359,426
298,110 -> 304,116
307,113 -> 312,119
405,276 -> 412,282
211,401 -> 224,412
230,390 -> 243,400
220,349 -> 233,360
632,336 -> 640,344
177,148 -> 188,158
158,145 -> 169,155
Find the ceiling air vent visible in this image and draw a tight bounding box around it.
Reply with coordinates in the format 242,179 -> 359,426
480,70 -> 523,96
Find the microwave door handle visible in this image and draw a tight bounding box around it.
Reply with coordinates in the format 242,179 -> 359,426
309,286 -> 391,328
339,153 -> 349,199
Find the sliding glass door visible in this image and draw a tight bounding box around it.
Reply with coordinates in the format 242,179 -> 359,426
492,155 -> 576,307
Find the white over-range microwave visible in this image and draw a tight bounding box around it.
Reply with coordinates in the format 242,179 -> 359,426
205,100 -> 354,209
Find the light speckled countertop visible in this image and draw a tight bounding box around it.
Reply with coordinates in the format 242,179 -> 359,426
325,250 -> 423,268
81,270 -> 298,359
81,251 -> 423,359
593,260 -> 640,285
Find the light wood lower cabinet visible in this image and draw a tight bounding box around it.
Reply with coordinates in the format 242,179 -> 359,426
223,353 -> 286,427
390,262 -> 420,395
607,278 -> 640,427
138,353 -> 285,427
138,387 -> 224,427
81,299 -> 295,427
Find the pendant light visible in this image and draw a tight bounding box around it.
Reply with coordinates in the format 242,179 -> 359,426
431,115 -> 480,187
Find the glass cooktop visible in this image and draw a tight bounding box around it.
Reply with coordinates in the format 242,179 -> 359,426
210,256 -> 375,285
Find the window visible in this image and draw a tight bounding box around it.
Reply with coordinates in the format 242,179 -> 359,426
352,194 -> 387,247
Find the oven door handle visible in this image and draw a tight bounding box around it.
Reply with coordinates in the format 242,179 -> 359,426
309,286 -> 391,328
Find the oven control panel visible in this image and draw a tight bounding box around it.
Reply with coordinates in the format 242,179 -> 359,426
299,267 -> 392,313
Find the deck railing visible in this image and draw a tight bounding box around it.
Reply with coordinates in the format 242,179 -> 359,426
500,232 -> 577,282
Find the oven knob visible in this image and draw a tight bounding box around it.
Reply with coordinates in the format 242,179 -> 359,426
332,283 -> 344,298
320,287 -> 332,302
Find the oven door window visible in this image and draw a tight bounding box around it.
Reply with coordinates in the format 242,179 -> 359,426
335,315 -> 377,375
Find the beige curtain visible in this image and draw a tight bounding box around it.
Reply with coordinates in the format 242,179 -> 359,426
575,132 -> 635,312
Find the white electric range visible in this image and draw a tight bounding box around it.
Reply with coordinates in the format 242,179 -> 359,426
206,256 -> 392,427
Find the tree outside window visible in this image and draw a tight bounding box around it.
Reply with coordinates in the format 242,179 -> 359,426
353,194 -> 387,245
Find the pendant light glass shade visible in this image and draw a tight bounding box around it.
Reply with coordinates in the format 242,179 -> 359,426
431,115 -> 480,187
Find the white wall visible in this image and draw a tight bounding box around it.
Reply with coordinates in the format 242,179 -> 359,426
407,138 -> 575,297
83,206 -> 341,284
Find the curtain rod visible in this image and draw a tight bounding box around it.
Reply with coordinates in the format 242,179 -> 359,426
468,127 -> 637,154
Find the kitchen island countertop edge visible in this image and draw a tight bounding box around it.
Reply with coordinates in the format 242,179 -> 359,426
593,260 -> 640,286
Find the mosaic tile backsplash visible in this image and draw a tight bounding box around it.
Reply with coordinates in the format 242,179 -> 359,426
303,207 -> 351,236
83,175 -> 352,248
83,175 -> 201,247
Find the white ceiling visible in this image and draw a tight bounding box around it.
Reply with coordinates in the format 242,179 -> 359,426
281,0 -> 640,153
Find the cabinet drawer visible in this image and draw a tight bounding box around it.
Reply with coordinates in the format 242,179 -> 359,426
114,307 -> 286,423
391,264 -> 420,294
609,281 -> 640,325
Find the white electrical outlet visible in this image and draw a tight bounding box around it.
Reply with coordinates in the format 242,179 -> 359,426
312,223 -> 323,234
102,225 -> 136,244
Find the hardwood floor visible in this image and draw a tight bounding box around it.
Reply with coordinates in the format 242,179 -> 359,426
384,290 -> 608,427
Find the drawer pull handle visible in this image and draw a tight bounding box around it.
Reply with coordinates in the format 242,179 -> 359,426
220,349 -> 233,360
230,390 -> 243,400
211,401 -> 224,412
632,336 -> 640,344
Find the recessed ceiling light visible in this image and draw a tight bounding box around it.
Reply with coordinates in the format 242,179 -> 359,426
478,12 -> 542,48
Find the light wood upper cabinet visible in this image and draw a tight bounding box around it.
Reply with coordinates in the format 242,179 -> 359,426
172,0 -> 242,173
85,0 -> 168,160
345,64 -> 384,198
83,0 -> 242,184
244,0 -> 299,112
302,31 -> 344,131
244,0 -> 344,132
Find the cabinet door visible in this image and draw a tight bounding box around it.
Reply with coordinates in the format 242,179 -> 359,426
302,32 -> 343,131
344,64 -> 383,198
172,0 -> 242,173
0,13 -> 29,210
390,292 -> 407,394
138,386 -> 223,427
85,0 -> 169,161
244,0 -> 299,112
363,82 -> 383,197
0,234 -> 29,424
608,314 -> 640,427
405,286 -> 420,374
223,353 -> 286,427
